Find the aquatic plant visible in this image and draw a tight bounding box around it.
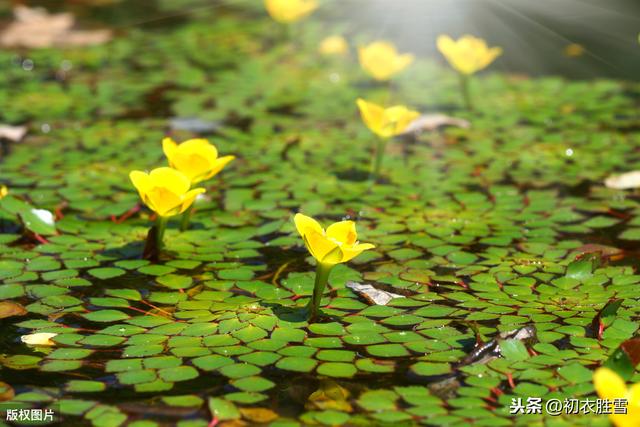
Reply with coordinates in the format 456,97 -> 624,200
358,41 -> 414,81
436,34 -> 502,110
356,98 -> 420,181
162,137 -> 234,230
294,213 -> 374,321
129,167 -> 205,255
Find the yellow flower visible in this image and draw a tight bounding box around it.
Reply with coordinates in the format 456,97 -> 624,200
358,41 -> 414,81
356,98 -> 420,139
0,185 -> 7,199
593,367 -> 640,427
162,137 -> 234,184
436,34 -> 502,75
129,167 -> 205,218
264,0 -> 318,23
319,35 -> 348,56
294,213 -> 375,266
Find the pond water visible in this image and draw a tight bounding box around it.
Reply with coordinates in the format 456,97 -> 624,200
0,1 -> 639,427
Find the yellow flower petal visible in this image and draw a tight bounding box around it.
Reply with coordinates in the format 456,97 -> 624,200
357,98 -> 385,137
321,245 -> 345,265
264,0 -> 318,23
293,214 -> 375,265
149,167 -> 190,195
359,41 -> 413,81
594,368 -> 628,401
437,34 -> 501,75
180,138 -> 218,158
319,35 -> 348,56
203,155 -> 235,181
340,243 -> 375,263
305,228 -> 339,263
129,170 -> 152,194
162,137 -> 178,159
179,188 -> 206,214
294,213 -> 323,238
162,138 -> 233,184
146,187 -> 183,217
357,99 -> 419,138
326,221 -> 357,245
129,167 -> 200,217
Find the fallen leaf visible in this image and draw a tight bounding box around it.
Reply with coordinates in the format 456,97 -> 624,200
0,6 -> 112,49
21,332 -> 58,346
605,171 -> 640,190
403,114 -> 470,134
346,281 -> 404,305
219,421 -> 247,427
0,125 -> 27,142
0,301 -> 27,319
239,408 -> 278,423
0,382 -> 15,402
574,243 -> 622,259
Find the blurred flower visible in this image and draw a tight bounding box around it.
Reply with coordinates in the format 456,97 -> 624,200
0,185 -> 7,199
294,213 -> 374,266
593,367 -> 640,427
264,0 -> 318,23
129,167 -> 205,217
319,35 -> 348,56
356,98 -> 420,139
358,41 -> 414,81
436,34 -> 502,75
162,137 -> 234,185
21,332 -> 57,346
564,43 -> 585,57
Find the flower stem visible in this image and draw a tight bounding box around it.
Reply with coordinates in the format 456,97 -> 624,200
459,73 -> 473,111
155,216 -> 168,253
306,263 -> 333,321
369,137 -> 387,182
179,205 -> 193,231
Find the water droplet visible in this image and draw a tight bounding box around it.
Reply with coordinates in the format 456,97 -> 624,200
60,60 -> 73,71
22,59 -> 34,71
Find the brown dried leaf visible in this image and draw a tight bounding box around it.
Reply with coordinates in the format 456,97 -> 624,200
0,6 -> 112,49
0,382 -> 15,402
0,301 -> 27,319
239,408 -> 278,423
